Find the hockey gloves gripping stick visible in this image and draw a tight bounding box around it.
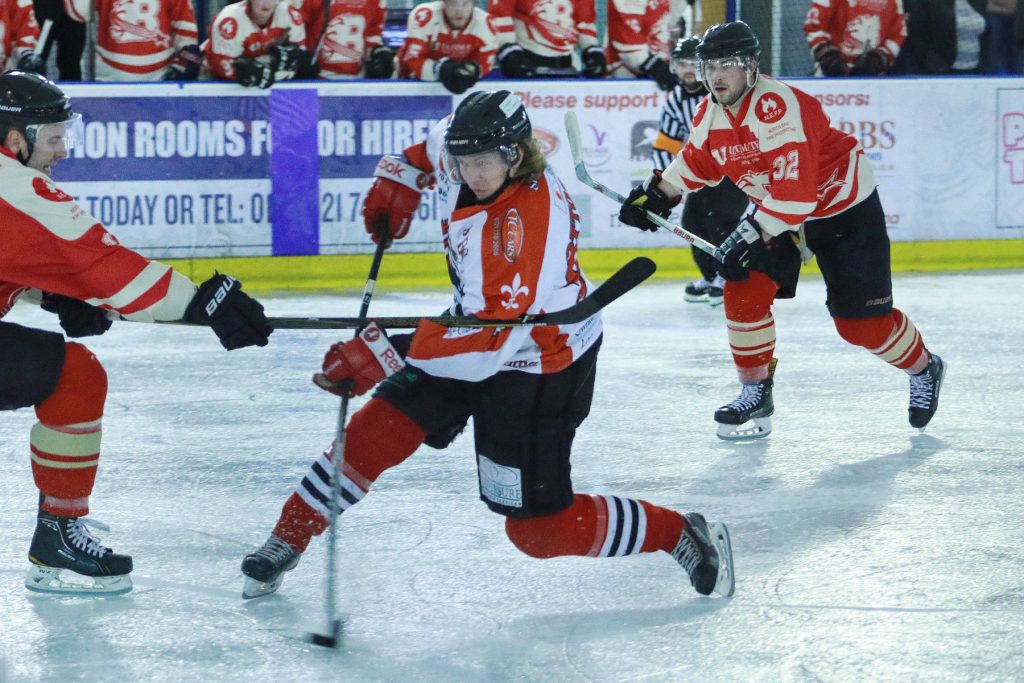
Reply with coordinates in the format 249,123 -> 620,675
618,171 -> 680,232
813,43 -> 848,77
234,57 -> 275,88
581,46 -> 608,78
184,273 -> 272,349
714,218 -> 765,281
435,58 -> 481,94
41,293 -> 113,338
363,155 -> 431,245
497,44 -> 535,78
313,322 -> 405,397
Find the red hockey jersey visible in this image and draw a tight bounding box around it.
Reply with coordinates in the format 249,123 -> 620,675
0,147 -> 196,323
398,1 -> 498,80
64,0 -> 197,81
662,76 -> 877,237
315,0 -> 386,79
605,0 -> 669,75
804,0 -> 906,67
205,0 -> 306,81
0,0 -> 39,70
486,0 -> 598,57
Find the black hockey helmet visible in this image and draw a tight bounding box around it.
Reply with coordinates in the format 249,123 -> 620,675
0,70 -> 77,160
672,36 -> 701,61
444,90 -> 531,159
696,21 -> 761,61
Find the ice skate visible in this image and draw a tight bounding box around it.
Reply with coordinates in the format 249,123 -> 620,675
908,353 -> 945,429
683,278 -> 712,303
25,511 -> 133,596
715,362 -> 776,440
672,513 -> 735,598
707,275 -> 725,308
241,535 -> 301,599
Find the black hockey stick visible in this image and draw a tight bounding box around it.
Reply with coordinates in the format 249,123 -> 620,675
307,234 -> 389,649
563,111 -> 719,257
218,256 -> 655,330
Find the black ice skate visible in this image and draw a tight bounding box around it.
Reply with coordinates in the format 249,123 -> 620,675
26,511 -> 133,595
715,360 -> 776,440
908,353 -> 946,429
241,535 -> 301,599
683,278 -> 712,303
672,513 -> 734,598
707,275 -> 725,308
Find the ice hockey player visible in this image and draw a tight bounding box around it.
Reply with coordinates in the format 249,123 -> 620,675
315,0 -> 396,79
241,90 -> 734,602
0,0 -> 45,75
205,0 -> 317,88
605,0 -> 676,90
0,72 -> 272,595
487,0 -> 605,78
618,21 -> 944,440
651,34 -> 748,308
398,0 -> 498,94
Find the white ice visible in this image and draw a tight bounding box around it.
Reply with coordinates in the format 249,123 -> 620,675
2,269 -> 1023,683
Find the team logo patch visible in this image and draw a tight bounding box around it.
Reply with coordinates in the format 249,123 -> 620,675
413,5 -> 432,27
502,209 -> 523,263
219,17 -> 237,40
363,326 -> 381,342
499,272 -> 530,310
755,93 -> 786,124
32,176 -> 73,202
533,127 -> 559,157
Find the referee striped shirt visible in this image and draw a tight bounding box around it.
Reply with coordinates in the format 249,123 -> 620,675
652,83 -> 708,171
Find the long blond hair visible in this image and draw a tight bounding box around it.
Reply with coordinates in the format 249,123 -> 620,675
509,137 -> 547,183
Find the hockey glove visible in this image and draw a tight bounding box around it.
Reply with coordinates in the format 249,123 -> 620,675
497,43 -> 534,78
313,323 -> 405,397
184,273 -> 272,350
234,57 -> 274,88
16,51 -> 46,76
163,45 -> 202,81
435,58 -> 481,94
618,171 -> 680,232
640,53 -> 676,91
364,45 -> 396,79
850,48 -> 888,76
40,293 -> 112,338
581,46 -> 607,78
813,43 -> 848,77
714,218 -> 765,281
363,155 -> 431,245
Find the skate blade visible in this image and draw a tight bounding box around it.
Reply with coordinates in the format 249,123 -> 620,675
716,417 -> 772,441
708,297 -> 725,308
683,293 -> 709,303
707,522 -> 735,598
242,574 -> 285,600
25,565 -> 132,596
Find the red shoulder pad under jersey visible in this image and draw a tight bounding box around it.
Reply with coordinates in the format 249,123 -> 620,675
317,0 -> 386,78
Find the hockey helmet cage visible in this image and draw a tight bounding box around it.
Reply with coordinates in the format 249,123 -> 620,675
696,21 -> 761,62
444,90 -> 531,158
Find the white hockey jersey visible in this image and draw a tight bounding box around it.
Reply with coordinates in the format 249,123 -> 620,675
205,0 -> 306,82
486,0 -> 598,58
398,1 -> 498,80
0,0 -> 39,71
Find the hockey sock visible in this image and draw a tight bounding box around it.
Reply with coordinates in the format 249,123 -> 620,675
274,398 -> 425,552
724,271 -> 778,382
504,494 -> 685,559
833,309 -> 928,373
32,343 -> 106,518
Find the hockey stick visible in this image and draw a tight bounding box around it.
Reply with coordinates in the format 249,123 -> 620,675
306,235 -> 389,649
563,111 -> 719,257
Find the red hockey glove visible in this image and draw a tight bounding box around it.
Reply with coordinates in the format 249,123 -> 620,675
312,323 -> 406,397
362,155 -> 432,245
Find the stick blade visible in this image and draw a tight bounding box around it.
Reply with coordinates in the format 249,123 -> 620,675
306,619 -> 343,648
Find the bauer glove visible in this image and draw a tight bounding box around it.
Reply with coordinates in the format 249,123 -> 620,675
184,273 -> 272,350
714,218 -> 765,281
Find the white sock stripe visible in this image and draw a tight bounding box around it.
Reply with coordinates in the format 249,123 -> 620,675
869,313 -> 908,355
872,316 -> 919,365
296,485 -> 332,519
597,496 -> 647,557
728,316 -> 776,354
726,314 -> 775,331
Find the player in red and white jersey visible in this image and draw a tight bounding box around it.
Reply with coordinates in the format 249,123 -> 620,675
205,0 -> 315,88
240,90 -> 735,603
0,72 -> 271,595
315,0 -> 395,79
606,0 -> 676,90
0,0 -> 45,73
804,0 -> 906,77
63,0 -> 199,81
619,22 -> 944,440
398,0 -> 498,94
487,0 -> 606,78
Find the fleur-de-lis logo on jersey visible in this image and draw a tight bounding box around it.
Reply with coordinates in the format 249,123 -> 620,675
500,273 -> 530,310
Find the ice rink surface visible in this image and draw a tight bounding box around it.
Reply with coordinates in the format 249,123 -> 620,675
1,268 -> 1022,683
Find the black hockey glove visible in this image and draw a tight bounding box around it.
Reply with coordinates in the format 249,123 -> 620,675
813,43 -> 848,77
234,57 -> 274,88
581,46 -> 607,78
640,53 -> 676,91
163,45 -> 202,81
364,45 -> 395,79
435,58 -> 480,94
40,293 -> 113,338
714,218 -> 766,281
16,51 -> 46,76
497,43 -> 534,78
184,273 -> 272,350
850,48 -> 888,76
618,171 -> 680,232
